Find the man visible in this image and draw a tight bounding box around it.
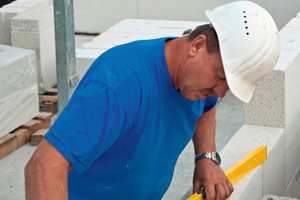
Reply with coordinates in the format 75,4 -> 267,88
25,1 -> 280,200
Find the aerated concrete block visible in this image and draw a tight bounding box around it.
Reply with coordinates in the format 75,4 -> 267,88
244,25 -> 300,191
106,19 -> 205,36
228,167 -> 263,200
92,32 -> 165,42
284,51 -> 300,185
76,48 -> 105,79
244,50 -> 300,187
263,195 -> 298,200
285,18 -> 300,28
280,27 -> 300,51
11,3 -> 54,32
284,163 -> 300,198
0,45 -> 39,137
0,8 -> 27,45
11,4 -> 56,93
0,0 -> 47,45
220,125 -> 285,199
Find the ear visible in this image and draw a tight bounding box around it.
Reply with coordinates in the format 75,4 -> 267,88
189,35 -> 207,56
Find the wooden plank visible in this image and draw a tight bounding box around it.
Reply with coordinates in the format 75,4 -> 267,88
40,102 -> 58,115
31,129 -> 48,146
0,129 -> 28,160
34,112 -> 52,128
35,112 -> 53,121
44,88 -> 57,95
39,95 -> 58,102
0,112 -> 53,159
187,146 -> 267,200
21,119 -> 42,135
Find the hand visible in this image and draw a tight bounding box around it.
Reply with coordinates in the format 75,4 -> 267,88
193,159 -> 234,200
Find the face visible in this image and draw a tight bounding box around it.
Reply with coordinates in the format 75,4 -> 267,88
177,48 -> 229,101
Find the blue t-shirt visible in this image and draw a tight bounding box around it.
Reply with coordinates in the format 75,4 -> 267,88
45,37 -> 218,199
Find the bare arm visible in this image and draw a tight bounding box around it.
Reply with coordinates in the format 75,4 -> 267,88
25,139 -> 72,200
192,106 -> 233,200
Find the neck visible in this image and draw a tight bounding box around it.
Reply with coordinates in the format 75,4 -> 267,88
164,35 -> 190,89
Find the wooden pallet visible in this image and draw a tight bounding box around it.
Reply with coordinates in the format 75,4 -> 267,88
0,112 -> 52,160
39,88 -> 58,115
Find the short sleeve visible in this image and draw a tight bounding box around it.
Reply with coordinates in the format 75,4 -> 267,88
44,80 -> 128,174
203,96 -> 219,113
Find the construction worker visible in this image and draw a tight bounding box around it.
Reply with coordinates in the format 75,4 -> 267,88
25,1 -> 280,200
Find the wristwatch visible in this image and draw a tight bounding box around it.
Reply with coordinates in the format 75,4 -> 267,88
194,152 -> 221,165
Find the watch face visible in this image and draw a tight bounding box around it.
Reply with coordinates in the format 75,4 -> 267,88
215,153 -> 221,165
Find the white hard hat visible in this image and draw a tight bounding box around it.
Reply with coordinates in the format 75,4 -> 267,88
205,1 -> 280,103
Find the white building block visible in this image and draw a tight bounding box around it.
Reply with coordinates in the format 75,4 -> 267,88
76,48 -> 105,79
72,0 -> 299,34
284,164 -> 300,198
92,32 -> 166,42
220,125 -> 285,199
77,19 -> 207,79
73,0 -> 138,33
280,27 -> 300,51
106,19 -> 205,36
10,3 -> 54,32
297,11 -> 300,18
228,167 -> 263,200
11,3 -> 56,93
285,18 -> 300,28
263,195 -> 298,200
243,49 -> 300,128
284,52 -> 300,185
0,7 -> 27,45
244,48 -> 300,189
0,45 -> 39,137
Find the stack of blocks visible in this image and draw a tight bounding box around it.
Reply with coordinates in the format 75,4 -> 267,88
0,45 -> 39,138
0,0 -> 57,94
217,12 -> 300,200
10,0 -> 56,94
0,0 -> 45,45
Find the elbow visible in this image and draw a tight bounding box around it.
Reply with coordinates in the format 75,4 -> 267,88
25,154 -> 40,183
24,158 -> 34,179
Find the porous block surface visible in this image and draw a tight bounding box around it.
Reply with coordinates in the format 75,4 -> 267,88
243,70 -> 285,128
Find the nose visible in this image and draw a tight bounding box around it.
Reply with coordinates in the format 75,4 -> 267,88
213,80 -> 229,98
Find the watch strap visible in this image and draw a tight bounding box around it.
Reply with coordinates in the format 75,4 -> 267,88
194,152 -> 221,165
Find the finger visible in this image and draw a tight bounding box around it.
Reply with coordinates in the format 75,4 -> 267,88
215,184 -> 225,200
192,181 -> 202,194
227,179 -> 234,194
222,182 -> 231,199
204,184 -> 216,200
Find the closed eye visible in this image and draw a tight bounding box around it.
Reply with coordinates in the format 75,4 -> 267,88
218,73 -> 226,81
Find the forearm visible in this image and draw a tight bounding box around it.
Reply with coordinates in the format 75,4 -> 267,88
192,106 -> 216,154
25,139 -> 71,200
